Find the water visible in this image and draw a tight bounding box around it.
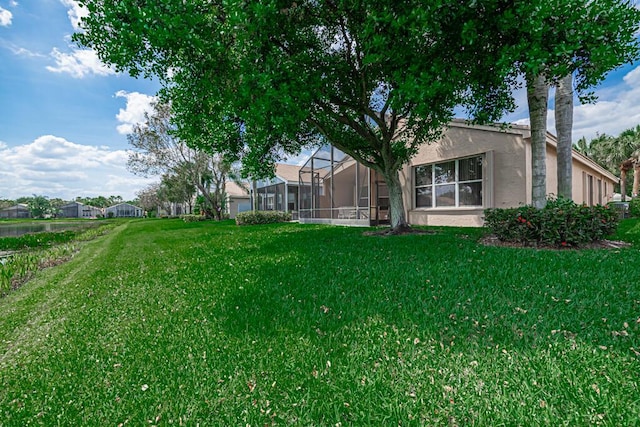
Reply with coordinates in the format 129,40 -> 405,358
0,222 -> 98,238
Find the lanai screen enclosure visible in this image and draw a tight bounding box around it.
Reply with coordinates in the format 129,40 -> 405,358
298,145 -> 389,226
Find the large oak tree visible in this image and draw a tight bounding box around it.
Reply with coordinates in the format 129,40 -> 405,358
75,0 -> 520,232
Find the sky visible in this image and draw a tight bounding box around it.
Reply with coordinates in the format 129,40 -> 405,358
1,1 -> 640,201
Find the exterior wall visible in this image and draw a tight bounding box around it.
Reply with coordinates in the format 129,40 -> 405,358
544,141 -> 616,205
403,123 -> 618,227
404,122 -> 529,227
227,196 -> 251,219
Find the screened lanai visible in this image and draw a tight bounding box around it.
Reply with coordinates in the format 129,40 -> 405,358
298,145 -> 389,226
253,163 -> 308,220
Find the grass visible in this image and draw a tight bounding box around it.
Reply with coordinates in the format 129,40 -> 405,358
0,218 -> 639,425
0,221 -> 118,294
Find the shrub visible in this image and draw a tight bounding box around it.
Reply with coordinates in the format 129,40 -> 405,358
484,197 -> 618,247
181,214 -> 207,223
629,198 -> 640,217
235,210 -> 292,225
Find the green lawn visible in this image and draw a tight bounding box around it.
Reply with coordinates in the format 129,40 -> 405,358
0,219 -> 639,425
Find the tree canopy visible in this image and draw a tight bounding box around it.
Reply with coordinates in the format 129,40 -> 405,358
76,0 -> 522,231
75,0 -> 640,229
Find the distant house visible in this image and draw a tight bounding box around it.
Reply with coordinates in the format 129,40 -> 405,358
60,201 -> 102,218
0,204 -> 31,219
105,203 -> 144,218
225,181 -> 251,219
252,163 -> 312,220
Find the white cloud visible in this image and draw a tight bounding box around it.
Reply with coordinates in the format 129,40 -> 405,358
0,40 -> 46,58
283,149 -> 312,166
498,66 -> 640,142
559,67 -> 640,141
46,47 -> 116,78
0,6 -> 12,26
60,0 -> 88,31
0,135 -> 155,200
115,91 -> 157,134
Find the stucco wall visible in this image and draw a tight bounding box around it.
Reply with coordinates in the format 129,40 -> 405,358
401,122 -> 617,227
544,140 -> 616,205
404,122 -> 529,226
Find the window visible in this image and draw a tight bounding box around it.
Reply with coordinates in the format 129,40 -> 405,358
414,156 -> 483,208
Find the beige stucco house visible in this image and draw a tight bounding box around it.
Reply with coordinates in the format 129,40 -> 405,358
297,121 -> 617,227
225,181 -> 251,219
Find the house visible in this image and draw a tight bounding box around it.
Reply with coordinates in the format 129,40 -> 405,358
0,204 -> 31,219
252,163 -> 312,220
105,203 -> 144,218
59,201 -> 103,218
298,121 -> 618,227
225,181 -> 251,219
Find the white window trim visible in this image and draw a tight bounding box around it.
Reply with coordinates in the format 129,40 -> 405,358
414,155 -> 485,209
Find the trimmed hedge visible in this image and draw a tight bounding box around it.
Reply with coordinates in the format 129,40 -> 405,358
484,197 -> 618,247
235,210 -> 292,225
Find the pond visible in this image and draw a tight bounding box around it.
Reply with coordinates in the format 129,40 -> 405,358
0,221 -> 99,238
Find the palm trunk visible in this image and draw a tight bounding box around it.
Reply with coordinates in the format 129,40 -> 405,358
621,167 -> 628,202
527,73 -> 550,209
555,74 -> 573,200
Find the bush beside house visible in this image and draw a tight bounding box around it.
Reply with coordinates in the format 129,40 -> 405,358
484,197 -> 618,247
235,211 -> 292,225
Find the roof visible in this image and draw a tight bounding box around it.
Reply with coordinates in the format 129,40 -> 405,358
275,163 -> 303,184
106,202 -> 142,210
0,204 -> 29,211
225,181 -> 250,197
531,132 -> 619,183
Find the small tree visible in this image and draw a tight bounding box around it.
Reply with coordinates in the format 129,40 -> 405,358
127,100 -> 237,219
27,195 -> 52,219
136,183 -> 162,217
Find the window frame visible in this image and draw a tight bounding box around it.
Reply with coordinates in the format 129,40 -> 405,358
414,155 -> 484,209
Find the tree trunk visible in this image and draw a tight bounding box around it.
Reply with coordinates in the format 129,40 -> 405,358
633,162 -> 640,197
555,74 -> 573,200
252,180 -> 259,211
621,167 -> 628,201
527,74 -> 550,209
381,168 -> 410,233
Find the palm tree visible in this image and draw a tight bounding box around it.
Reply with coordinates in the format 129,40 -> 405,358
555,74 -> 573,199
590,126 -> 640,200
527,73 -> 549,209
573,136 -> 590,157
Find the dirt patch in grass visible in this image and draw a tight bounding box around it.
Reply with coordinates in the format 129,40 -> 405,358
480,235 -> 631,250
363,227 -> 436,236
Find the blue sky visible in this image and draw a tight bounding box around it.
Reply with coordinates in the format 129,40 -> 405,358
1,0 -> 640,201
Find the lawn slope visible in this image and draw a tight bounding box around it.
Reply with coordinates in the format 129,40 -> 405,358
0,219 -> 639,425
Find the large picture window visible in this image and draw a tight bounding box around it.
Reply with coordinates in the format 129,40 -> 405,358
414,156 -> 483,208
